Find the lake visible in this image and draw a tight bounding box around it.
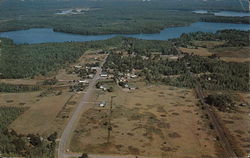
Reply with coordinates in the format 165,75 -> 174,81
0,22 -> 250,44
193,10 -> 250,17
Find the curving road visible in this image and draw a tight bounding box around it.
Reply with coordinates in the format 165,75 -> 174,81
57,56 -> 107,158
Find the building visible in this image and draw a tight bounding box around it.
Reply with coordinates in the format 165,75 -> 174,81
79,80 -> 89,84
74,65 -> 82,69
88,74 -> 94,79
131,74 -> 137,78
100,73 -> 108,77
99,101 -> 106,107
91,67 -> 99,70
99,85 -> 107,91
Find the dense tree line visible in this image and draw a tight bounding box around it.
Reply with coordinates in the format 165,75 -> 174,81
121,38 -> 178,55
0,83 -> 40,93
172,30 -> 250,47
205,94 -> 235,111
0,39 -> 86,78
200,16 -> 250,24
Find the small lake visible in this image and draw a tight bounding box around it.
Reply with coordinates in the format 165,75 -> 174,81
193,10 -> 250,17
0,22 -> 250,44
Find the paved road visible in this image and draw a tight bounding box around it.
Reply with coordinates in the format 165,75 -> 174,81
57,57 -> 107,158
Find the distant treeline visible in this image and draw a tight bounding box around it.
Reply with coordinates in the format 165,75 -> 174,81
0,83 -> 40,93
200,16 -> 250,24
171,29 -> 250,47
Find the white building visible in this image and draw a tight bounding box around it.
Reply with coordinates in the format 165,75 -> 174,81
79,80 -> 89,84
74,65 -> 82,69
99,101 -> 106,107
100,73 -> 108,77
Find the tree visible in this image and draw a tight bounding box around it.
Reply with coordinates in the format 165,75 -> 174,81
79,153 -> 88,158
47,132 -> 57,142
107,86 -> 114,92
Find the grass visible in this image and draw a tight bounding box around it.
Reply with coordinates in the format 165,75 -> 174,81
70,83 -> 218,157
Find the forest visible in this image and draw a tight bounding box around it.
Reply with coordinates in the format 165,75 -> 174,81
200,16 -> 250,24
0,38 -> 86,79
0,83 -> 40,93
0,0 -> 248,35
171,29 -> 250,47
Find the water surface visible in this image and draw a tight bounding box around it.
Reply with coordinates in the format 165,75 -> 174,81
0,22 -> 249,44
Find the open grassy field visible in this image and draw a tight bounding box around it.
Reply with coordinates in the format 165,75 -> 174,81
179,41 -> 250,63
179,47 -> 212,57
70,82 -> 219,158
8,90 -> 73,135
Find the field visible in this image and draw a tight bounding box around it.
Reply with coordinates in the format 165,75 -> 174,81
179,41 -> 250,62
70,82 -> 219,158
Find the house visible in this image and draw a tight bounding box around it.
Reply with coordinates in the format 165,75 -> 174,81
99,101 -> 106,107
100,73 -> 108,77
118,77 -> 127,82
131,74 -> 137,78
129,86 -> 137,90
88,74 -> 94,79
100,85 -> 107,91
124,84 -> 129,88
74,65 -> 82,69
79,80 -> 89,84
91,67 -> 99,70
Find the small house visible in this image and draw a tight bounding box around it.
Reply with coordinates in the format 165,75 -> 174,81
91,67 -> 99,70
131,74 -> 137,78
88,74 -> 94,79
99,101 -> 106,107
79,80 -> 89,84
100,73 -> 108,77
74,65 -> 82,69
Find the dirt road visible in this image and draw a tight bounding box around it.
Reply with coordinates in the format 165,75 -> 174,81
187,71 -> 238,158
57,57 -> 106,158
